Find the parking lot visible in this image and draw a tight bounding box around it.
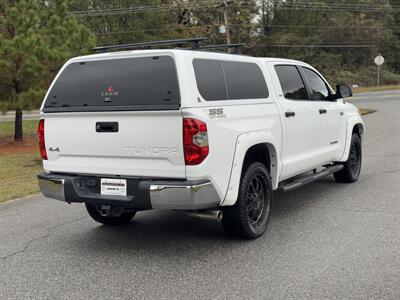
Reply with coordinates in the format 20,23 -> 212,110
0,90 -> 399,299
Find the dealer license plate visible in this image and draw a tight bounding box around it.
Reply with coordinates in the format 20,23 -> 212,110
100,178 -> 127,196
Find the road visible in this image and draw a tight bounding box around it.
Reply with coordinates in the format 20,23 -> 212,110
0,111 -> 40,122
1,90 -> 399,299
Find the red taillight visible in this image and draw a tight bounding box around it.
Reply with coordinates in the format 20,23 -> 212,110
38,119 -> 47,160
183,118 -> 209,165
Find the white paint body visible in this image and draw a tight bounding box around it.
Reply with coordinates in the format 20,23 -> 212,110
40,50 -> 364,207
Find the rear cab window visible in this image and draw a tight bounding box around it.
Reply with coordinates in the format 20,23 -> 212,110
43,55 -> 180,112
192,59 -> 227,101
193,59 -> 269,101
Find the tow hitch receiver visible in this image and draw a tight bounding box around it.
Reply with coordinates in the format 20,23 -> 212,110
98,205 -> 135,217
99,205 -> 112,217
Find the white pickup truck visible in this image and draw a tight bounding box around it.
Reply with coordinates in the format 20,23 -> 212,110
38,46 -> 364,239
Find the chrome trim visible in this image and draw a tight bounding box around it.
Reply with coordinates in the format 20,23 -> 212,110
38,177 -> 66,202
150,180 -> 220,210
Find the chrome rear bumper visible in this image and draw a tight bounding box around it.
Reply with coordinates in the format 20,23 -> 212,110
149,181 -> 220,210
38,176 -> 66,202
38,172 -> 220,210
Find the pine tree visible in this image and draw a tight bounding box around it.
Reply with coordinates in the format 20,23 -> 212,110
0,0 -> 95,141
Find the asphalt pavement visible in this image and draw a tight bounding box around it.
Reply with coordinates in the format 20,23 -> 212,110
0,90 -> 399,299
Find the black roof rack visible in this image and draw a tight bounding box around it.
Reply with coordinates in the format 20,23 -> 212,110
92,37 -> 208,53
197,43 -> 245,54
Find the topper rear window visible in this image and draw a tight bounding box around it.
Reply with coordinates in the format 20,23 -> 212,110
43,56 -> 180,112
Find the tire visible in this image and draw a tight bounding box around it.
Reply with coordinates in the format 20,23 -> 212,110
222,162 -> 273,239
85,204 -> 136,226
334,133 -> 362,183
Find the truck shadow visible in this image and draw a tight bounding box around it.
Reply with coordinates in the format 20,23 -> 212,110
61,175 -> 353,258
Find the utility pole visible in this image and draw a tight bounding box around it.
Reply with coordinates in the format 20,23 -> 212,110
216,0 -> 233,51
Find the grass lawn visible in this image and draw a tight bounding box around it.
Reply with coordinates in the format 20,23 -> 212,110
0,120 -> 42,203
0,152 -> 42,203
358,108 -> 377,115
353,84 -> 400,93
0,119 -> 38,138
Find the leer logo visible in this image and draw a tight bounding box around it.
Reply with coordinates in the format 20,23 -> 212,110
101,85 -> 119,97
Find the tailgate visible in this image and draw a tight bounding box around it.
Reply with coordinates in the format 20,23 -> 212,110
43,111 -> 185,178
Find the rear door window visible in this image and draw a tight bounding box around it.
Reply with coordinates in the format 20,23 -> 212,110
193,59 -> 268,101
275,65 -> 308,100
44,56 -> 180,112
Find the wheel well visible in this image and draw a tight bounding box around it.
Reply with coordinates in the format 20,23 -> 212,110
352,123 -> 364,137
242,144 -> 271,175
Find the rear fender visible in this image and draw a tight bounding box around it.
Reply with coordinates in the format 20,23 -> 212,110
221,131 -> 280,206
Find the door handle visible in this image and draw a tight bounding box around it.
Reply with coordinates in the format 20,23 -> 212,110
285,111 -> 296,118
96,122 -> 119,132
319,109 -> 327,114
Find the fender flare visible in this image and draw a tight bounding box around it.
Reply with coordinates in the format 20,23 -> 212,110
221,131 -> 280,206
339,115 -> 365,162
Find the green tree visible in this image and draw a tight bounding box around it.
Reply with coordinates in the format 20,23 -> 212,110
69,0 -> 259,47
254,0 -> 400,86
69,0 -> 183,45
0,0 -> 95,141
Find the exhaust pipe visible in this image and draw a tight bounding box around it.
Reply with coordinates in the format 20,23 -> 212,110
188,210 -> 223,222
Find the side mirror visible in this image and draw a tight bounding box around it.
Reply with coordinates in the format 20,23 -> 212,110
334,85 -> 352,99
